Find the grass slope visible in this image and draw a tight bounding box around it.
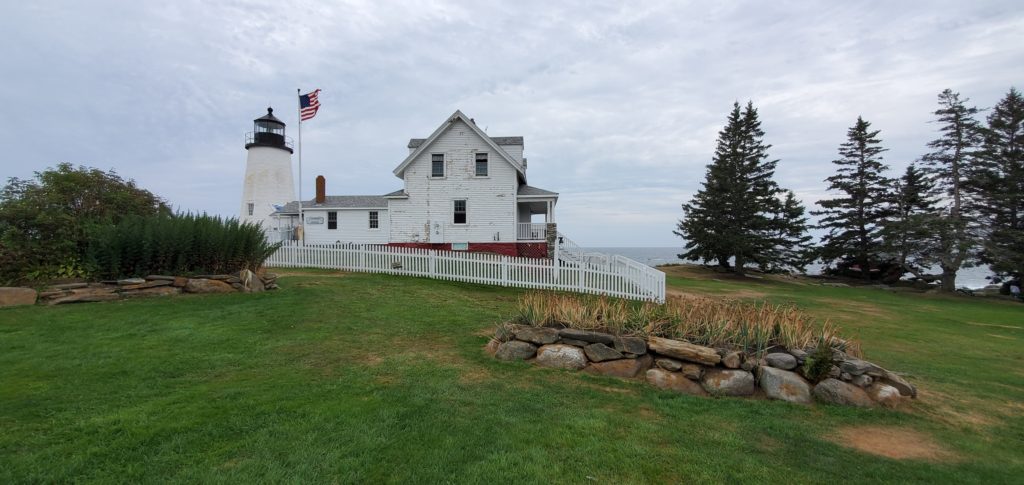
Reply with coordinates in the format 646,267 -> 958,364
1,268 -> 1022,483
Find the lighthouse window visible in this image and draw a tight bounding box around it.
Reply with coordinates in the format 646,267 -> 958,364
369,211 -> 379,229
327,211 -> 337,230
247,203 -> 254,216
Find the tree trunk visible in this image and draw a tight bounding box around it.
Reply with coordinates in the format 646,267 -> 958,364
733,255 -> 746,276
940,266 -> 957,292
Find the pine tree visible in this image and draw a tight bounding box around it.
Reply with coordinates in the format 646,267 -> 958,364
676,103 -> 743,269
758,190 -> 814,272
676,101 -> 806,275
973,87 -> 1024,279
918,89 -> 984,291
881,164 -> 940,278
812,117 -> 894,280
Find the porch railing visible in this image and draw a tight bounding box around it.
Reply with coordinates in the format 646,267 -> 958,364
517,223 -> 548,241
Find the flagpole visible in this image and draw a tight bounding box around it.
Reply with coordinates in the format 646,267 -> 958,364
296,88 -> 304,245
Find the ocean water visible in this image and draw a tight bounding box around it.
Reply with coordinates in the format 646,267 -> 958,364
587,247 -> 996,289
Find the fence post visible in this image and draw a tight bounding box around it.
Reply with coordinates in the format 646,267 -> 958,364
359,247 -> 365,271
578,265 -> 585,291
429,250 -> 436,277
499,253 -> 507,284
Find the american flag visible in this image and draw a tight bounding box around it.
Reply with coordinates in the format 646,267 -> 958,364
299,89 -> 321,121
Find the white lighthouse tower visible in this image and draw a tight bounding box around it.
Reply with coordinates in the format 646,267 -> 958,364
240,107 -> 296,237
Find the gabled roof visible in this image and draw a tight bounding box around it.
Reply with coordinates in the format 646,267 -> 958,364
407,136 -> 523,149
382,189 -> 408,198
276,196 -> 387,214
517,185 -> 559,197
393,110 -> 525,180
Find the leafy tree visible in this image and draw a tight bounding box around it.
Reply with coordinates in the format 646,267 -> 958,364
0,163 -> 170,283
918,89 -> 985,291
881,164 -> 940,279
972,87 -> 1024,279
813,117 -> 894,280
676,101 -> 807,275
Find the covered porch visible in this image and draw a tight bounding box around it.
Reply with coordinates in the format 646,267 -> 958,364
516,185 -> 558,241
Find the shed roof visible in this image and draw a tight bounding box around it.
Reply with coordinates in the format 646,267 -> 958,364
277,196 -> 387,214
517,185 -> 559,197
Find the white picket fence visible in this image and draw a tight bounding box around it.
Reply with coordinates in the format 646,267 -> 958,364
265,242 -> 665,302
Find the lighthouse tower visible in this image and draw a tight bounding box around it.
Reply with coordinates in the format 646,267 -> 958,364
240,107 -> 296,235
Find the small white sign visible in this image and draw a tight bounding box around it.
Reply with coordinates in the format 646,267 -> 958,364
307,217 -> 325,224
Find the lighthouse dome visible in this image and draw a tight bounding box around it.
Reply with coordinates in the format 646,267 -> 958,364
245,107 -> 294,153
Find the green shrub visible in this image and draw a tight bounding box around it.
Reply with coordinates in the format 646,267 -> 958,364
800,343 -> 836,383
88,213 -> 279,278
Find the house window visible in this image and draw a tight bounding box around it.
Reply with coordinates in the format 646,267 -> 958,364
452,242 -> 468,251
247,202 -> 254,216
453,199 -> 467,224
475,153 -> 488,176
369,211 -> 379,229
431,154 -> 444,177
327,211 -> 337,230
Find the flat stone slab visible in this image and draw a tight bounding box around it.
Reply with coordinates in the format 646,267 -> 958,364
647,336 -> 721,366
584,343 -> 623,362
613,336 -> 647,355
514,326 -> 560,345
558,328 -> 615,345
584,354 -> 652,378
0,287 -> 37,307
183,279 -> 235,294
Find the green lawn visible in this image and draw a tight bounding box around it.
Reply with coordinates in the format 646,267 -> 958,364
1,268 -> 1022,483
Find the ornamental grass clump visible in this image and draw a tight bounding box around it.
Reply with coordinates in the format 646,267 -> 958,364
512,291 -> 859,357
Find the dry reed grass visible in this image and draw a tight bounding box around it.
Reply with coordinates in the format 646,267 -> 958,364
512,292 -> 859,356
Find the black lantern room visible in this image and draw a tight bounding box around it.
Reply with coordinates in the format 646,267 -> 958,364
245,107 -> 294,153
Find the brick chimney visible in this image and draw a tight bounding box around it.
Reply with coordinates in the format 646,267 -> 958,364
315,175 -> 325,204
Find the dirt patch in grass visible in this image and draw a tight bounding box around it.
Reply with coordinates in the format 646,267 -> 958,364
965,321 -> 1022,330
830,425 -> 958,461
816,298 -> 894,319
914,388 -> 1000,429
273,270 -> 350,278
666,287 -> 768,301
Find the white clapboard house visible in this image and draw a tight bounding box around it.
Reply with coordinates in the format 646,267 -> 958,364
268,110 -> 559,257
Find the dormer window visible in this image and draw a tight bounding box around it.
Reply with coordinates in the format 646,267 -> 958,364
475,153 -> 488,176
431,154 -> 444,177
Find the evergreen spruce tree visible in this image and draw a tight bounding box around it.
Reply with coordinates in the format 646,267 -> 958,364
918,89 -> 984,291
973,87 -> 1024,279
812,117 -> 894,280
758,190 -> 814,272
881,164 -> 940,279
676,101 -> 807,275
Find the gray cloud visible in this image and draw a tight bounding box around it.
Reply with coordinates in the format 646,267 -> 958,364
1,0 -> 1020,246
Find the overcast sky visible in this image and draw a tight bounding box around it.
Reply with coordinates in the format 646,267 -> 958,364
2,1 -> 1020,246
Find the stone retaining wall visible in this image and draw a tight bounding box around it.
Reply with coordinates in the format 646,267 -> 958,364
0,270 -> 279,307
487,324 -> 916,409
